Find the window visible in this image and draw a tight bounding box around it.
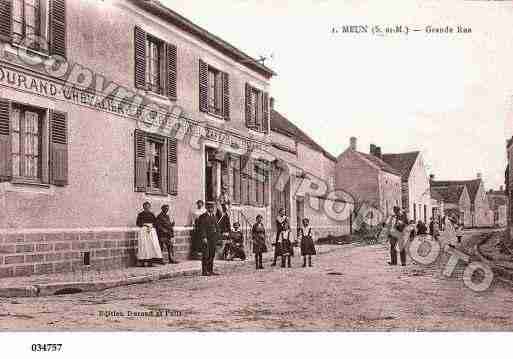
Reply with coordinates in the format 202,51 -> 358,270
230,154 -> 269,207
134,130 -> 178,195
245,84 -> 269,133
11,105 -> 42,180
208,67 -> 222,116
0,99 -> 68,186
146,138 -> 163,192
145,36 -> 164,94
199,60 -> 229,119
134,27 -> 177,99
13,0 -> 44,48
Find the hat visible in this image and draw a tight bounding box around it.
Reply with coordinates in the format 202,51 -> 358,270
205,201 -> 216,208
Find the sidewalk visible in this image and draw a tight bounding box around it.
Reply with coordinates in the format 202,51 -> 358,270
0,244 -> 343,298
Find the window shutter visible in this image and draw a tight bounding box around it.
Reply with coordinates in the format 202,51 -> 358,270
167,138 -> 178,195
264,163 -> 270,206
199,59 -> 208,112
232,155 -> 241,204
134,26 -> 146,90
134,129 -> 147,192
263,92 -> 269,134
49,0 -> 66,58
240,155 -> 249,205
0,0 -> 12,43
0,98 -> 11,182
166,43 -> 177,99
49,110 -> 68,186
245,83 -> 254,129
249,158 -> 257,206
222,72 -> 230,120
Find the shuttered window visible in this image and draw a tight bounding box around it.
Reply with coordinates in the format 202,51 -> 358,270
199,60 -> 230,120
134,26 -> 177,99
0,98 -> 68,186
245,83 -> 269,133
236,155 -> 269,207
134,129 -> 178,196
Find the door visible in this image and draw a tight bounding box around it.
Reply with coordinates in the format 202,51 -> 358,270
296,197 -> 305,234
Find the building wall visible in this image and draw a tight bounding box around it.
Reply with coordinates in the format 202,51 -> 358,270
459,188 -> 472,228
335,150 -> 380,210
0,0 -> 273,276
407,154 -> 432,223
378,171 -> 402,219
473,182 -> 493,227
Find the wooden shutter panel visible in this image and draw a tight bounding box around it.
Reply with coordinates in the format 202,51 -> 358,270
134,26 -> 146,89
49,0 -> 66,58
0,0 -> 12,42
245,83 -> 254,129
249,158 -> 257,206
199,60 -> 208,112
0,98 -> 11,182
222,72 -> 230,120
49,110 -> 68,186
232,155 -> 241,204
263,92 -> 269,134
166,43 -> 177,99
240,155 -> 249,205
167,138 -> 178,195
134,129 -> 147,192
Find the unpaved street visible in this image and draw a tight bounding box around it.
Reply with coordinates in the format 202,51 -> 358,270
1,237 -> 512,331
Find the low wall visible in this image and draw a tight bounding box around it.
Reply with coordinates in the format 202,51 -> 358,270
0,227 -> 192,278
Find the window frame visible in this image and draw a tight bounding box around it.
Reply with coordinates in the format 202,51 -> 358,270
10,102 -> 47,184
145,133 -> 166,194
145,34 -> 165,95
207,64 -> 223,117
12,0 -> 49,53
247,85 -> 266,133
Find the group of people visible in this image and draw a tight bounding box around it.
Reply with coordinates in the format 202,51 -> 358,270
385,206 -> 465,267
135,202 -> 180,267
136,196 -> 318,276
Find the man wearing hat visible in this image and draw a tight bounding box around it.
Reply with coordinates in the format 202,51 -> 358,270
155,204 -> 179,264
198,202 -> 221,276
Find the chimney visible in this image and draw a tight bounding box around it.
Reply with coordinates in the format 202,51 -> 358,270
375,146 -> 382,159
370,144 -> 376,156
349,137 -> 357,151
500,185 -> 504,192
430,174 -> 435,181
477,172 -> 482,179
270,97 -> 275,110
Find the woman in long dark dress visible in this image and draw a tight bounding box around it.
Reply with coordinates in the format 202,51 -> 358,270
136,202 -> 163,267
191,200 -> 206,259
272,208 -> 289,266
299,218 -> 316,267
252,215 -> 267,270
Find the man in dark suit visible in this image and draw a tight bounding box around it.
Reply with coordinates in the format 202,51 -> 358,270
198,202 -> 220,276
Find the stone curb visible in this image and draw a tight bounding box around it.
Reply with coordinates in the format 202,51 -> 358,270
475,237 -> 513,284
0,245 -> 344,298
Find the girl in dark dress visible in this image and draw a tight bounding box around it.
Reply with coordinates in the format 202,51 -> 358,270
278,222 -> 293,268
224,222 -> 246,261
299,218 -> 316,267
252,215 -> 267,270
272,208 -> 289,266
191,200 -> 206,259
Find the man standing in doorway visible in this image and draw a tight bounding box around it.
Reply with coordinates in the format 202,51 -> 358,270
198,202 -> 221,276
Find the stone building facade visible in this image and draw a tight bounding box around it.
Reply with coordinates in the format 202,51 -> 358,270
0,0 -> 278,277
486,188 -> 507,227
335,138 -> 402,223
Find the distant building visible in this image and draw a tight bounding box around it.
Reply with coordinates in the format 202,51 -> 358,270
335,138 -> 402,221
506,137 -> 513,239
430,187 -> 444,220
430,181 -> 472,227
382,151 -> 432,223
431,174 -> 492,228
486,188 -> 507,227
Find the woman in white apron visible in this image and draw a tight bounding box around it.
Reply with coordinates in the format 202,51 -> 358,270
136,202 -> 163,267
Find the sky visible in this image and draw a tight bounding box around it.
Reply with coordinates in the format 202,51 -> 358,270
160,0 -> 513,190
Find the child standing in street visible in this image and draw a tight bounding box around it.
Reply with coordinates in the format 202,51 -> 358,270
279,223 -> 294,268
299,218 -> 316,267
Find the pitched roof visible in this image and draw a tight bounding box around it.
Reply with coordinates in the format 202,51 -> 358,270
355,152 -> 401,176
270,109 -> 336,161
431,179 -> 481,203
430,184 -> 466,204
381,152 -> 420,181
129,0 -> 275,79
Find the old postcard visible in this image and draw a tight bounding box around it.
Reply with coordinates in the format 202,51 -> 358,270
0,0 -> 512,356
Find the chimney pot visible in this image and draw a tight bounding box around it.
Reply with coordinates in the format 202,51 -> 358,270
350,137 -> 357,151
370,144 -> 376,156
430,174 -> 435,181
375,146 -> 382,158
270,97 -> 275,110
500,185 -> 504,191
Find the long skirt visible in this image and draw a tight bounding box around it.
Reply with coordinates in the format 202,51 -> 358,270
138,227 -> 163,260
275,239 -> 294,257
300,237 -> 317,256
